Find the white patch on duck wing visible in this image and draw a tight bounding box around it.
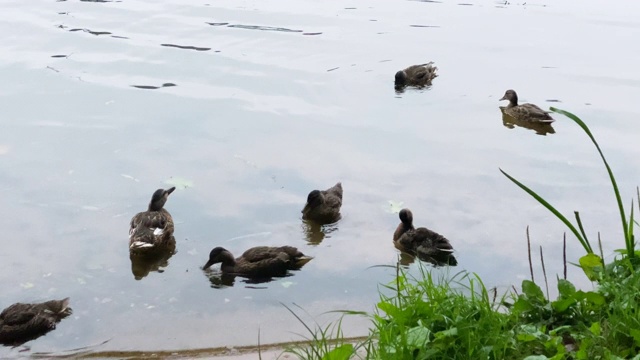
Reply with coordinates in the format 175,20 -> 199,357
153,228 -> 164,236
130,241 -> 155,249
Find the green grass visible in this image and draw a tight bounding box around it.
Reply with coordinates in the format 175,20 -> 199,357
283,108 -> 640,359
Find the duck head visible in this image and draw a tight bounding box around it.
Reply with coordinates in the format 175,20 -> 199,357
303,190 -> 323,211
394,70 -> 408,87
500,89 -> 519,106
394,208 -> 416,241
399,208 -> 414,227
148,187 -> 175,211
202,247 -> 234,269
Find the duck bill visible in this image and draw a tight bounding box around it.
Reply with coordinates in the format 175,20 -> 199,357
202,260 -> 214,270
499,95 -> 507,101
166,187 -> 176,195
295,256 -> 314,267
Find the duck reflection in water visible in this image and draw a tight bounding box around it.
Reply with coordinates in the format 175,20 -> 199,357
129,236 -> 176,280
301,220 -> 339,245
202,246 -> 313,287
500,108 -> 556,136
393,208 -> 458,267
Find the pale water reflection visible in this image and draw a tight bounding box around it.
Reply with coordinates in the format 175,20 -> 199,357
1,0 -> 640,357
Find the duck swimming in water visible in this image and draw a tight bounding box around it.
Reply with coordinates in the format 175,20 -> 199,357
499,89 -> 554,123
0,298 -> 72,346
393,208 -> 457,266
202,246 -> 313,279
129,187 -> 176,254
302,182 -> 343,225
394,62 -> 438,89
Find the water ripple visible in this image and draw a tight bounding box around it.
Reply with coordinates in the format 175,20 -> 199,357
160,43 -> 211,51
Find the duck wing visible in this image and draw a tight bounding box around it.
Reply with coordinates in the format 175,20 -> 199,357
0,304 -> 38,326
509,103 -> 554,123
325,182 -> 343,201
404,63 -> 438,84
0,299 -> 71,346
130,209 -> 173,232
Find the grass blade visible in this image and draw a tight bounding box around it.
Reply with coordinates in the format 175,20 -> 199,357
550,107 -> 631,257
500,168 -> 592,253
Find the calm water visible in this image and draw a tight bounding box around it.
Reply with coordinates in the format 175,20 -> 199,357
2,0 -> 640,357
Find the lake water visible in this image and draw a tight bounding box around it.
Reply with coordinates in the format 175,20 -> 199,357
2,0 -> 640,357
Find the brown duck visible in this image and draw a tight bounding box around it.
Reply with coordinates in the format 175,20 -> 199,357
0,298 -> 72,346
302,182 -> 343,225
202,246 -> 313,278
500,89 -> 554,123
394,62 -> 438,88
393,208 -> 457,266
129,187 -> 176,253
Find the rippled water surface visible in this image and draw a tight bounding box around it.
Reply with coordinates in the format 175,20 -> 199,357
2,0 -> 640,356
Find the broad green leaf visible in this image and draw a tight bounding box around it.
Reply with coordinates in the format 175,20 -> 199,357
377,301 -> 401,318
551,298 -> 576,313
557,279 -> 576,298
579,253 -> 603,281
322,344 -> 354,360
404,325 -> 431,349
589,322 -> 601,336
584,291 -> 606,305
522,280 -> 546,303
512,297 -> 534,313
630,329 -> 640,347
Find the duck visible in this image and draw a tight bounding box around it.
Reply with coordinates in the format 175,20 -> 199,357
302,182 -> 343,225
393,208 -> 457,266
394,62 -> 438,88
501,109 -> 555,136
202,246 -> 313,278
0,298 -> 72,346
499,89 -> 554,123
129,187 -> 176,253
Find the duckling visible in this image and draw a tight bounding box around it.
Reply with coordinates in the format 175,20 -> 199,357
129,187 -> 176,253
0,298 -> 72,346
394,62 -> 438,88
393,208 -> 456,265
302,182 -> 343,225
202,246 -> 313,278
499,89 -> 554,123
